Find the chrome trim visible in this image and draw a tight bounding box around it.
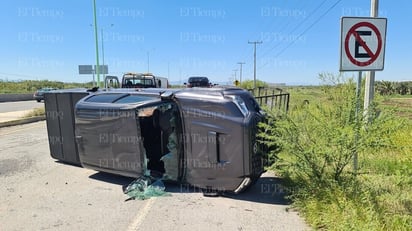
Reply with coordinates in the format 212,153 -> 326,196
234,177 -> 251,193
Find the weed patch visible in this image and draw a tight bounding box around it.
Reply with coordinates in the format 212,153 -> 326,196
260,74 -> 412,230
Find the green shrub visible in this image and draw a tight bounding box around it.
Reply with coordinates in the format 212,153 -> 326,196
259,73 -> 412,229
263,75 -> 358,188
239,79 -> 268,90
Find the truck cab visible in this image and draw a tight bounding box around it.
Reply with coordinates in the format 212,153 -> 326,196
104,75 -> 120,89
121,73 -> 168,88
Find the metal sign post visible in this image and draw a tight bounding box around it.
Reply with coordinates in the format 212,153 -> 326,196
364,0 -> 380,120
339,15 -> 387,174
354,71 -> 362,174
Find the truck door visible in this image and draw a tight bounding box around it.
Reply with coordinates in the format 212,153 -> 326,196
177,98 -> 246,191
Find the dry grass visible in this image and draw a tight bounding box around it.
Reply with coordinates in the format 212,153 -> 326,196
380,97 -> 412,119
23,107 -> 45,118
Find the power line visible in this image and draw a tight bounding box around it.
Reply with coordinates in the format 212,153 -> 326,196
260,0 -> 330,59
236,2 -> 289,64
236,1 -> 301,73
260,1 -> 310,53
241,0 -> 338,79
259,0 -> 344,70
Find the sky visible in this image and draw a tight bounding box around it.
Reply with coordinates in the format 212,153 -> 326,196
0,0 -> 411,85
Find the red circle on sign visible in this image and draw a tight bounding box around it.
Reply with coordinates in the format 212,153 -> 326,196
344,22 -> 382,67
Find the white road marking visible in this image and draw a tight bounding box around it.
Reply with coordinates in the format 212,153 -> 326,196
126,198 -> 156,231
0,122 -> 44,135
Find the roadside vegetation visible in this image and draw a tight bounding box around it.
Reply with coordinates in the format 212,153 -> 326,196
259,74 -> 412,230
23,107 -> 45,118
0,79 -> 93,94
240,79 -> 268,90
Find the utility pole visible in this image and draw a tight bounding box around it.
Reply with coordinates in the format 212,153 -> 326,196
147,51 -> 150,73
92,0 -> 100,88
364,0 -> 379,117
237,62 -> 245,85
248,41 -> 262,89
167,62 -> 170,80
101,28 -> 105,80
101,24 -> 113,82
143,48 -> 155,73
233,69 -> 238,82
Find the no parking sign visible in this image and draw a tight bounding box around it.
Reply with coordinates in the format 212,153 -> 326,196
340,17 -> 387,71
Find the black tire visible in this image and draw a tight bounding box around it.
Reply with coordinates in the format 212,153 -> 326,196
202,188 -> 221,197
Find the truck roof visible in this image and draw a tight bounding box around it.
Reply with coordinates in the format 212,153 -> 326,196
76,86 -> 257,109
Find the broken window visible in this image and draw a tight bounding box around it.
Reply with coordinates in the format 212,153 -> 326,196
137,102 -> 181,181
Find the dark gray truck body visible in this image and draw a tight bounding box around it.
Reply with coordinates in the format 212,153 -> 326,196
45,87 -> 266,193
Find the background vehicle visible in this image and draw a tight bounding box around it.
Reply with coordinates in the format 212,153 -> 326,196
104,75 -> 120,88
33,87 -> 57,102
184,76 -> 211,88
121,72 -> 168,88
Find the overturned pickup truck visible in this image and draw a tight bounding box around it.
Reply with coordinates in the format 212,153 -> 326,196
44,87 -> 267,193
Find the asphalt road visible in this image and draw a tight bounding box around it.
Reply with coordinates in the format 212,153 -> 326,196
0,121 -> 309,231
0,100 -> 43,113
